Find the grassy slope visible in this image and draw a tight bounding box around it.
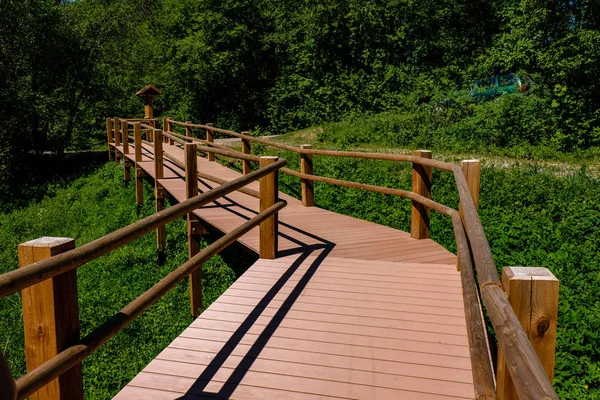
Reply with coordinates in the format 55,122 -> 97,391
247,129 -> 600,399
0,162 -> 242,398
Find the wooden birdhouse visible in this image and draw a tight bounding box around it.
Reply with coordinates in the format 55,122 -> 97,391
135,84 -> 162,118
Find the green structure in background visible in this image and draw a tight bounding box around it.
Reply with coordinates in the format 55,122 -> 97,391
471,74 -> 534,100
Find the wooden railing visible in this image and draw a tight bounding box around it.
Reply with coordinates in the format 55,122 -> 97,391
0,114 -> 560,400
0,135 -> 287,400
153,118 -> 560,400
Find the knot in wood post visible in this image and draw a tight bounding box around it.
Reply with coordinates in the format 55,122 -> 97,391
300,144 -> 315,207
496,266 -> 559,400
18,237 -> 83,400
410,150 -> 432,239
206,123 -> 215,161
259,156 -> 279,259
241,132 -> 252,175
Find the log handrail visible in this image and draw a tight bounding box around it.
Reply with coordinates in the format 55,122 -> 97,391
14,200 -> 286,400
0,159 -> 287,298
281,167 -> 454,216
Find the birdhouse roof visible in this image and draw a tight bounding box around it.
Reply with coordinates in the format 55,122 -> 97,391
135,84 -> 162,97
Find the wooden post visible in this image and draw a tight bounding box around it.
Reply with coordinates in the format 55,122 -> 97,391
122,121 -> 129,155
154,129 -> 166,263
106,118 -> 114,161
497,267 -> 559,400
300,144 -> 315,207
113,117 -> 120,164
461,160 -> 481,209
411,150 -> 432,239
19,237 -> 83,400
185,143 -> 203,316
122,122 -> 130,183
241,132 -> 251,175
185,121 -> 192,138
457,159 -> 481,270
206,123 -> 215,161
259,156 -> 278,259
134,123 -> 144,207
164,117 -> 174,145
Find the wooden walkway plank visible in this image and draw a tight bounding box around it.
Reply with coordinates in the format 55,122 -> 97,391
112,143 -> 475,399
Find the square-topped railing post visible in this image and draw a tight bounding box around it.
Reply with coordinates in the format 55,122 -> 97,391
18,237 -> 83,400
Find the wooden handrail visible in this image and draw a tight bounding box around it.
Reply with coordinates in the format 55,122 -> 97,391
451,211 -> 496,399
453,166 -> 558,399
165,129 -> 245,152
281,167 -> 454,216
14,201 -> 287,400
0,159 -> 287,298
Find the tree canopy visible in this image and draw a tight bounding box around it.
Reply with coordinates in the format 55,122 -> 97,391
1,0 -> 599,196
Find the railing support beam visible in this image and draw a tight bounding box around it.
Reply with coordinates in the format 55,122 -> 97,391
206,123 -> 215,161
154,129 -> 166,264
497,267 -> 559,400
134,123 -> 144,209
259,156 -> 279,259
241,132 -> 252,175
185,143 -> 203,316
19,237 -> 83,400
300,144 -> 315,207
122,122 -> 130,183
411,150 -> 432,239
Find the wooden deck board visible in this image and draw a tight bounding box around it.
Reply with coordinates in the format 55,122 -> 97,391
112,144 -> 474,399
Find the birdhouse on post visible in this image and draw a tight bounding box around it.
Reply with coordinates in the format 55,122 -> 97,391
135,84 -> 162,119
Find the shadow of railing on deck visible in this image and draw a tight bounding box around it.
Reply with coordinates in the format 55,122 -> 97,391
178,243 -> 334,399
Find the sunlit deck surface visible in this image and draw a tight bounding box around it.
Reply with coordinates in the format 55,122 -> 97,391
112,143 -> 473,399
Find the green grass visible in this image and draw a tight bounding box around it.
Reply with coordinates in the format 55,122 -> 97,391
0,162 -> 251,398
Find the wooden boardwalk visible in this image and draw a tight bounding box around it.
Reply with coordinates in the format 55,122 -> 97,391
112,143 -> 473,399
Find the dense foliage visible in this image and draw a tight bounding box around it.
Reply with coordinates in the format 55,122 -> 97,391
0,163 -> 245,398
2,0 -> 600,201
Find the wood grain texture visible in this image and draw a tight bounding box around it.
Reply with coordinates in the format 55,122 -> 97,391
411,150 -> 432,239
206,123 -> 215,161
259,157 -> 278,259
185,143 -> 202,316
497,267 -> 559,400
19,238 -> 83,400
300,144 -> 314,207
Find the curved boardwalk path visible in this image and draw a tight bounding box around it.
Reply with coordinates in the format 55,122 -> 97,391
113,143 -> 474,399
